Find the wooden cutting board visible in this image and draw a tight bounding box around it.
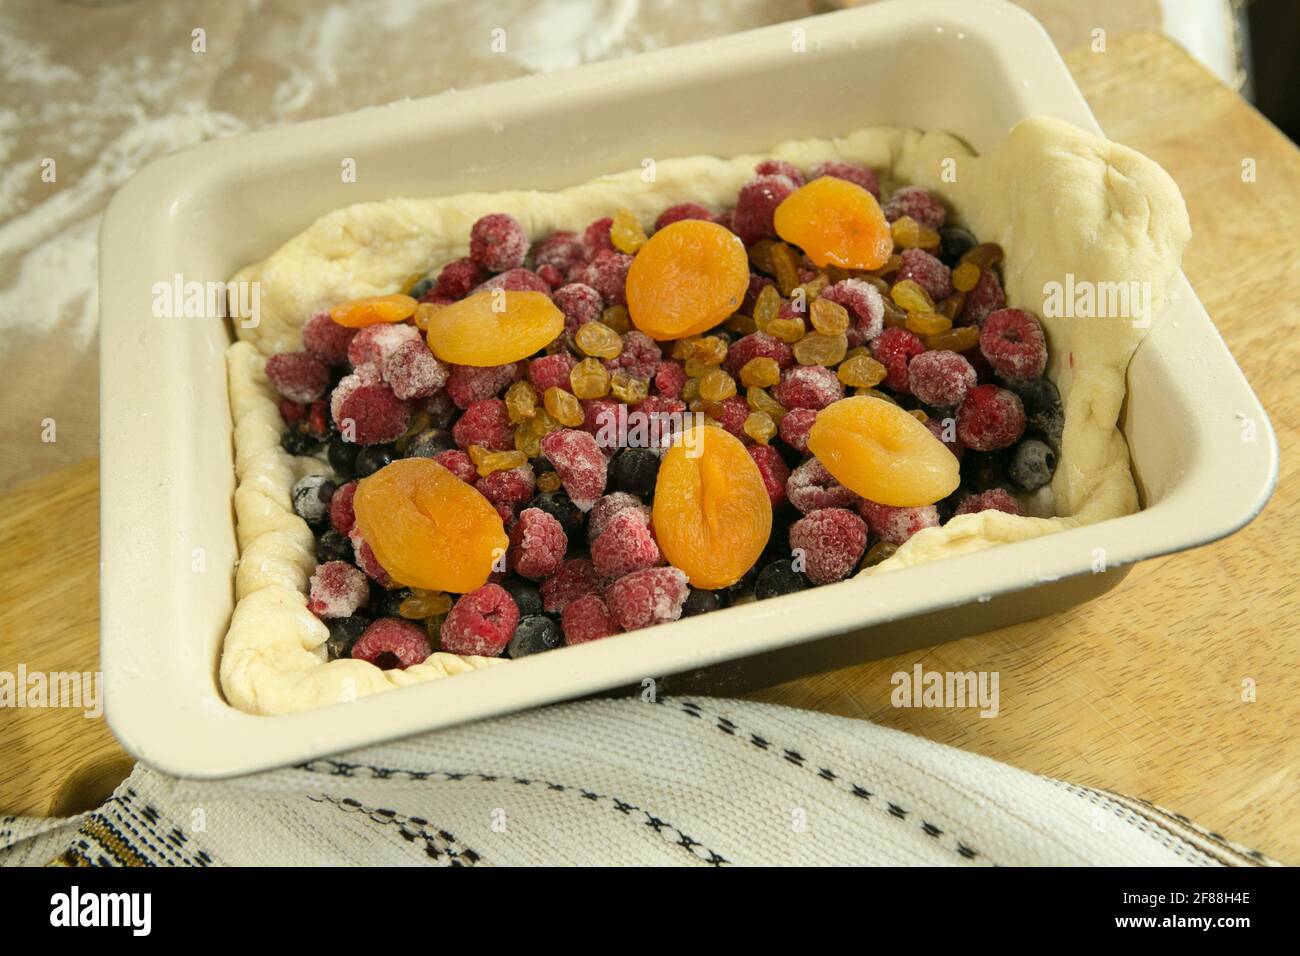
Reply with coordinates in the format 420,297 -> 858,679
1,33 -> 1296,860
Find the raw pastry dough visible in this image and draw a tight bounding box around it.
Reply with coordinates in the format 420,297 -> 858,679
222,117 -> 1188,714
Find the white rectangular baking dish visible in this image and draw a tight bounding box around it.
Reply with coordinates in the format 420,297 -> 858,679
99,0 -> 1277,777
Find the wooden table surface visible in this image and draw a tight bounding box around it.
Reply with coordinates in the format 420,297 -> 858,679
1,34 -> 1296,861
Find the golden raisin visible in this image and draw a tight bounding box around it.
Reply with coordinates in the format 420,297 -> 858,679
837,353 -> 887,388
860,539 -> 898,569
855,387 -> 897,404
740,356 -> 781,388
699,368 -> 737,402
569,358 -> 611,399
504,380 -> 538,423
810,297 -> 850,336
890,215 -> 941,250
536,471 -> 562,493
910,408 -> 929,423
753,284 -> 781,327
925,325 -> 981,352
515,425 -> 541,458
469,445 -> 528,477
398,589 -> 454,620
575,321 -> 624,359
766,317 -> 806,344
936,292 -> 967,320
413,302 -> 441,331
609,370 -> 649,404
747,238 -> 776,275
952,261 -> 980,292
890,279 -> 934,314
769,242 -> 801,296
868,255 -> 903,278
610,208 -> 648,254
746,386 -> 786,421
692,336 -> 728,366
743,411 -> 777,445
681,377 -> 701,403
905,312 -> 952,336
543,386 -> 585,427
602,304 -> 631,334
395,410 -> 433,453
792,332 -> 847,366
725,313 -> 757,334
961,242 -> 1003,269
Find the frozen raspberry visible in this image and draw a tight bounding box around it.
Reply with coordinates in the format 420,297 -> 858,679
581,397 -> 621,436
440,584 -> 519,657
536,263 -> 564,289
587,492 -> 652,542
726,331 -> 794,375
570,250 -> 632,305
960,268 -> 1006,326
308,560 -> 369,619
604,330 -> 660,379
434,448 -> 477,483
351,618 -> 432,670
383,338 -> 448,400
778,407 -> 818,453
957,385 -> 1025,451
330,480 -> 358,535
954,488 -> 1023,517
333,379 -> 410,445
562,594 -> 619,645
529,352 -> 577,393
604,566 -> 689,631
533,231 -> 585,274
540,428 -> 607,510
897,248 -> 953,302
266,351 -> 330,403
453,398 -> 514,451
708,395 -> 750,438
752,159 -> 803,186
733,174 -> 797,246
980,309 -> 1047,382
787,458 -> 860,513
476,464 -> 535,522
301,313 -> 357,366
582,217 -> 615,257
447,363 -> 517,409
870,327 -> 926,394
810,160 -> 879,197
858,500 -> 940,545
748,444 -> 790,508
470,213 -> 528,273
541,558 -> 601,614
788,508 -> 867,585
591,508 -> 660,578
909,350 -> 977,408
883,186 -> 946,229
349,530 -> 393,588
714,208 -> 735,233
434,257 -> 487,299
925,415 -> 964,460
347,322 -> 422,370
655,202 -> 714,231
774,365 -> 844,410
820,278 -> 885,347
553,282 -> 604,337
278,398 -> 307,428
653,360 -> 687,398
508,507 -> 568,579
305,400 -> 330,439
474,268 -> 551,297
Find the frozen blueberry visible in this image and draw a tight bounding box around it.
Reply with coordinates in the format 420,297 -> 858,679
292,475 -> 336,526
409,277 -> 434,300
961,450 -> 1007,493
755,559 -> 810,600
369,586 -> 411,618
405,427 -> 454,459
1009,378 -> 1064,444
727,562 -> 762,599
353,443 -> 397,478
1008,438 -> 1057,491
315,529 -> 353,564
530,491 -> 585,542
938,226 -> 978,266
281,428 -> 322,457
609,448 -> 660,499
327,436 -> 359,477
681,588 -> 730,618
325,615 -> 370,659
506,615 -> 563,658
501,578 -> 544,618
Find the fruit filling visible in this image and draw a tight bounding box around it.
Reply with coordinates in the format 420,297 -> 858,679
268,160 -> 1059,667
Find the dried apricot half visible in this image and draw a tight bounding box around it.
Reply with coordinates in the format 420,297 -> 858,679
773,176 -> 893,271
652,423 -> 772,589
425,291 -> 564,366
330,293 -> 418,328
353,458 -> 508,593
807,396 -> 959,507
626,219 -> 749,341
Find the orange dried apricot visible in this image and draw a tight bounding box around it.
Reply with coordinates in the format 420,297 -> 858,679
807,396 -> 960,507
330,294 -> 418,328
626,220 -> 749,340
425,291 -> 563,366
773,176 -> 893,271
652,424 -> 772,589
353,458 -> 508,593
